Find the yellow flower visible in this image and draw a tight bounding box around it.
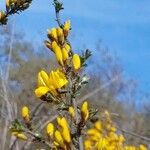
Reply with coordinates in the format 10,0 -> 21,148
139,145 -> 147,150
57,117 -> 71,143
49,69 -> 68,89
54,130 -> 65,147
21,106 -> 29,121
62,48 -> 69,61
64,43 -> 71,53
47,28 -> 58,41
63,20 -> 71,37
46,123 -> 54,137
12,132 -> 27,140
96,138 -> 107,150
51,41 -> 63,65
68,106 -> 75,118
84,140 -> 93,150
35,69 -> 68,98
94,121 -> 102,131
72,54 -> 81,70
81,101 -> 89,121
57,27 -> 64,43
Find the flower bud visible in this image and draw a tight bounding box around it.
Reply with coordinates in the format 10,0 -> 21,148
72,54 -> 81,70
68,106 -> 75,118
46,123 -> 54,137
63,20 -> 71,37
81,101 -> 89,121
21,106 -> 30,121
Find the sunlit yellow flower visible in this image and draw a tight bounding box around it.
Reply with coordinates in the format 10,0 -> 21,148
96,138 -> 107,150
64,43 -> 71,53
21,106 -> 29,121
57,27 -> 64,43
47,28 -> 58,41
72,54 -> 81,70
94,121 -> 102,131
54,130 -> 65,147
139,145 -> 147,150
68,106 -> 75,118
49,70 -> 68,89
51,41 -> 63,65
63,20 -> 71,37
81,101 -> 89,121
62,48 -> 69,61
84,140 -> 93,150
12,132 -> 27,140
57,117 -> 71,143
46,123 -> 54,137
35,69 -> 68,98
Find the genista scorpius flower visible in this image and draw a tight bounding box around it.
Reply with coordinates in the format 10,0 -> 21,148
72,54 -> 81,70
21,106 -> 30,122
35,69 -> 68,98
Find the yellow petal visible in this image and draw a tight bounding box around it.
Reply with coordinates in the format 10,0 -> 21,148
47,28 -> 57,41
46,123 -> 54,137
12,132 -> 27,140
81,101 -> 89,121
38,70 -> 49,87
64,43 -> 71,53
57,27 -> 64,43
68,106 -> 75,118
94,121 -> 102,131
62,48 -> 69,61
72,54 -> 81,70
63,20 -> 71,37
35,86 -> 50,97
54,130 -> 64,147
21,106 -> 29,121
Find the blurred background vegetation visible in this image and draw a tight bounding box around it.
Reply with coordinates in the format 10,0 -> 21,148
0,22 -> 150,149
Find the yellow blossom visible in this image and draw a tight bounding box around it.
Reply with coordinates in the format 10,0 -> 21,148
12,132 -> 27,140
51,41 -> 63,65
64,43 -> 71,53
94,121 -> 102,131
57,27 -> 64,43
57,117 -> 71,143
46,123 -> 54,137
47,28 -> 58,41
35,69 -> 68,98
81,101 -> 89,121
21,106 -> 29,121
54,130 -> 65,147
84,140 -> 93,150
139,145 -> 147,150
68,106 -> 75,118
72,54 -> 81,70
62,48 -> 69,61
63,20 -> 71,37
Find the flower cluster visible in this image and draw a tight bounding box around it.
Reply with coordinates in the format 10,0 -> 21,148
84,111 -> 147,150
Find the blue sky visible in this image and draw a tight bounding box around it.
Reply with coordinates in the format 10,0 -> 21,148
1,0 -> 150,93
